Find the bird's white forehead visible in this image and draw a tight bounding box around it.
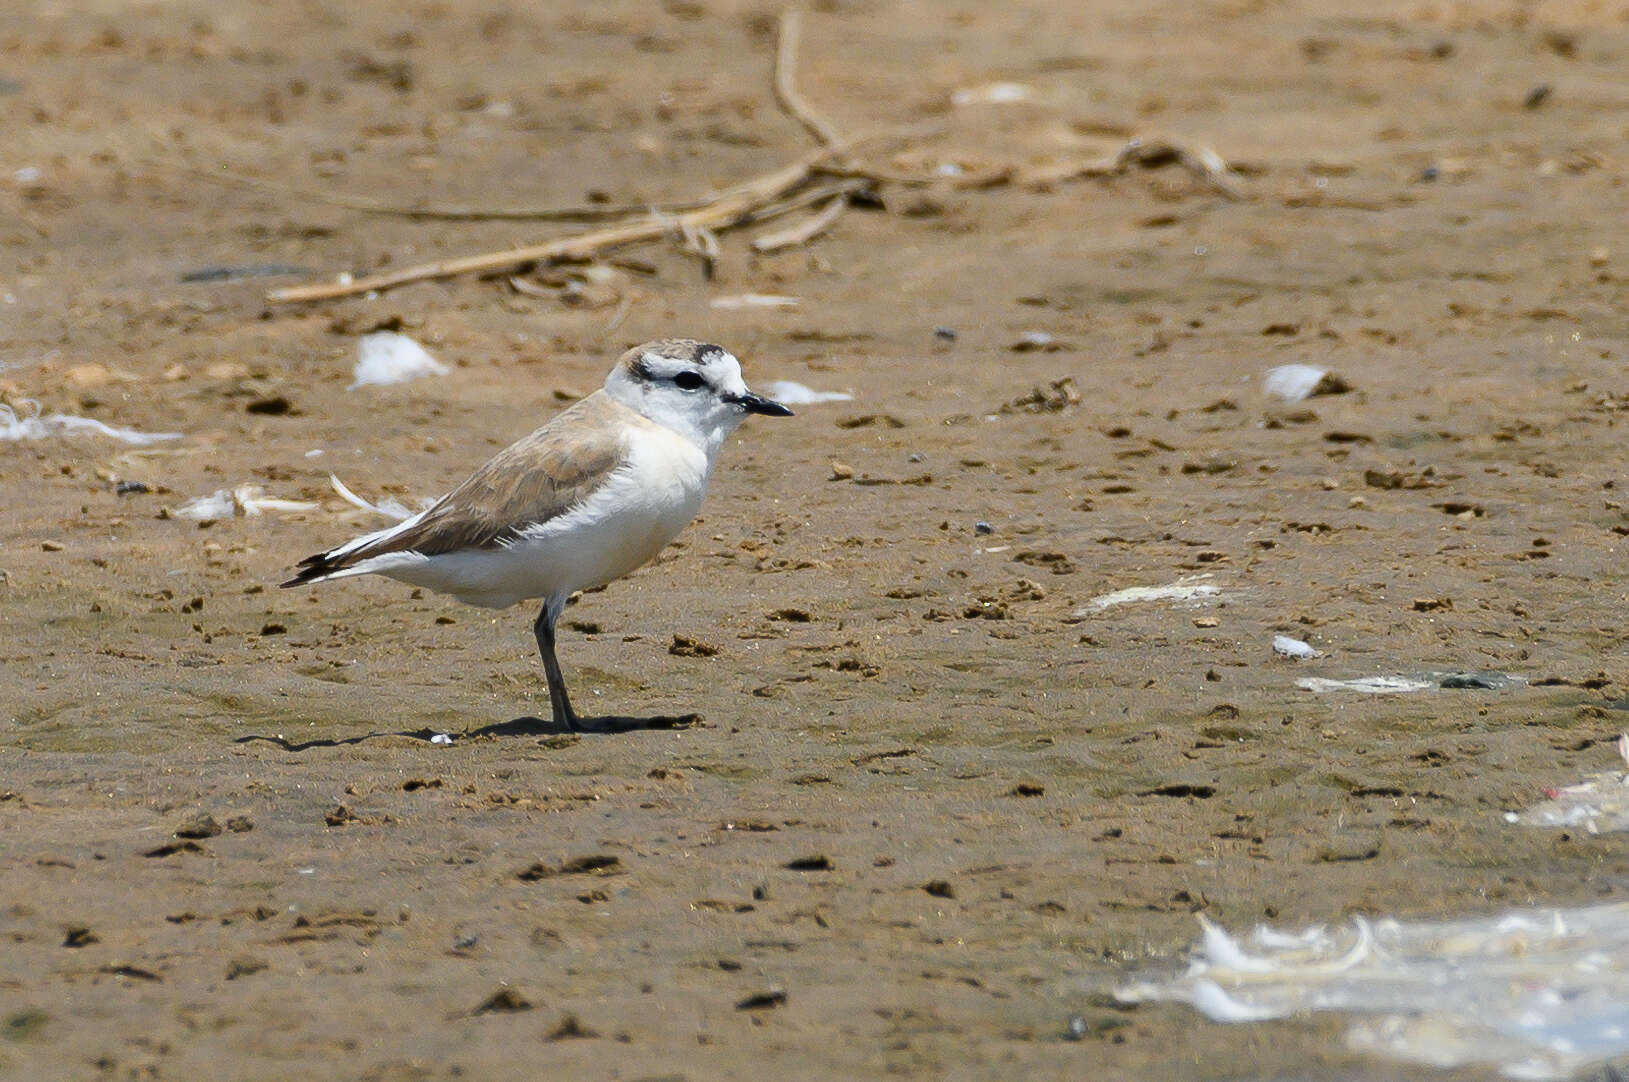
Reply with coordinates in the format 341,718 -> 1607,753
637,344 -> 738,379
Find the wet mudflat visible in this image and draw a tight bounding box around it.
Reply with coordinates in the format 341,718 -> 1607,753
3,1 -> 1628,1079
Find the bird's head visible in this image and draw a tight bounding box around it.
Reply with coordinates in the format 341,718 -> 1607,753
606,338 -> 792,454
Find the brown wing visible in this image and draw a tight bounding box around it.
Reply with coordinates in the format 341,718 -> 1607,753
287,394 -> 629,583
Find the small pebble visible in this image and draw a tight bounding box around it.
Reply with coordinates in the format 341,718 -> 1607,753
430,733 -> 453,745
933,326 -> 957,341
974,521 -> 995,535
115,480 -> 149,495
1065,1013 -> 1088,1041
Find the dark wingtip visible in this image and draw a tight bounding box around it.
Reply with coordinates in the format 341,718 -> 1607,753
279,553 -> 330,589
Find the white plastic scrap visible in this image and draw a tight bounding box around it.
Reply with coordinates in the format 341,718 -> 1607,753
1272,634 -> 1320,660
350,332 -> 449,390
176,485 -> 317,519
1116,902 -> 1629,1080
0,400 -> 181,446
1262,363 -> 1329,402
1079,575 -> 1220,614
1299,671 -> 1527,695
951,81 -> 1036,106
1507,733 -> 1629,834
762,380 -> 853,405
1298,675 -> 1435,694
708,293 -> 800,310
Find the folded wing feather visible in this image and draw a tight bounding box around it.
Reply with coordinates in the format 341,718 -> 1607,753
282,393 -> 630,587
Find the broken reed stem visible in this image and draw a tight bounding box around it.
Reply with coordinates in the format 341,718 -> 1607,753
774,9 -> 841,149
265,150 -> 857,304
260,133 -> 1237,304
751,195 -> 848,253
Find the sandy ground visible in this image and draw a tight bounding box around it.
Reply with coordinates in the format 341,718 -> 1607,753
4,1 -> 1629,1079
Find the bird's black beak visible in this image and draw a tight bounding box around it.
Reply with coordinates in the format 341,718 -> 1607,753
729,390 -> 794,417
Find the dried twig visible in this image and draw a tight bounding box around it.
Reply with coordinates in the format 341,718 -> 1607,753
679,221 -> 722,279
814,161 -> 1009,189
751,196 -> 848,253
1019,138 -> 1241,199
602,293 -> 634,337
266,149 -> 858,304
262,130 -> 1234,304
774,9 -> 841,149
741,176 -> 869,222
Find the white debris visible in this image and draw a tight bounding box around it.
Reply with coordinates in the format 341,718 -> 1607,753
328,474 -> 420,522
350,332 -> 449,390
176,485 -> 318,519
708,293 -> 800,310
1272,634 -> 1320,660
1508,734 -> 1629,834
1078,575 -> 1220,614
951,81 -> 1036,106
1117,903 -> 1629,1080
1263,363 -> 1329,402
1188,979 -> 1286,1023
762,380 -> 853,405
1298,675 -> 1435,694
1298,671 -> 1526,695
430,733 -> 453,746
176,490 -> 237,520
0,400 -> 181,446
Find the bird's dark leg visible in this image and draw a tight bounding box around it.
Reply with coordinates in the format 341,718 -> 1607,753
528,593 -> 700,735
533,595 -> 581,732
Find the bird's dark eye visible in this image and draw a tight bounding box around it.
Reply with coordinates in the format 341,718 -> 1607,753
673,371 -> 705,391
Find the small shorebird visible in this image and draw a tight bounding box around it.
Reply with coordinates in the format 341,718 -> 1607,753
282,338 -> 792,733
